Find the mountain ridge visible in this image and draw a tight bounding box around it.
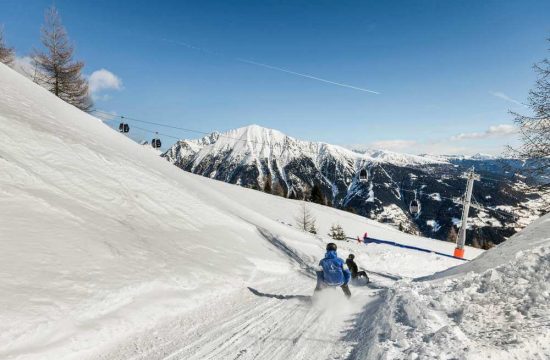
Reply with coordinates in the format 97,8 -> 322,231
163,124 -> 547,245
167,124 -> 448,168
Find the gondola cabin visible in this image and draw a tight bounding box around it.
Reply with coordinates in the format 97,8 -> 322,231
359,169 -> 368,182
151,138 -> 162,149
409,199 -> 421,215
118,123 -> 130,133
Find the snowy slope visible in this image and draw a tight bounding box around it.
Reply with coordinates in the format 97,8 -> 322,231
0,63 -> 482,360
358,214 -> 550,359
430,213 -> 550,279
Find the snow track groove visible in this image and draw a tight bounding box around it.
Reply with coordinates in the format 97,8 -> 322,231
155,284 -> 368,360
95,270 -> 380,360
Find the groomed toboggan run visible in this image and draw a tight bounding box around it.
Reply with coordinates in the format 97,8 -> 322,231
1,63 -> 548,359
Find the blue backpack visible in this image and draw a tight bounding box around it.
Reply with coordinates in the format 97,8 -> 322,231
320,250 -> 346,286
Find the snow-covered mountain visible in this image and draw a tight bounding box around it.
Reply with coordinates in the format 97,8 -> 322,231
165,124 -> 445,171
164,125 -> 547,246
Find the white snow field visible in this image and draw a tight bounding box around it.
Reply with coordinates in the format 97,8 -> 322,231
0,62 -> 545,360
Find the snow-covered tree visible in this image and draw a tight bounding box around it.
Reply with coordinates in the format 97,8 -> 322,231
0,26 -> 15,66
32,6 -> 92,112
328,224 -> 346,240
295,202 -> 317,233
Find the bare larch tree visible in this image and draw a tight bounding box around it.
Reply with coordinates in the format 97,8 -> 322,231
508,39 -> 549,180
32,7 -> 92,112
0,26 -> 15,66
295,202 -> 317,234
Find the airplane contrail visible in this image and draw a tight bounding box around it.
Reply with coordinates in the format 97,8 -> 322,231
236,58 -> 379,94
159,38 -> 379,95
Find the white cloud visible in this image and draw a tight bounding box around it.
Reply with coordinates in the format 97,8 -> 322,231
88,69 -> 123,97
490,91 -> 523,106
368,139 -> 418,151
450,124 -> 517,141
354,124 -> 519,156
350,139 -> 481,156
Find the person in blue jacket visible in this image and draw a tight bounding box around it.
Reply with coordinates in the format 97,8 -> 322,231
314,243 -> 352,298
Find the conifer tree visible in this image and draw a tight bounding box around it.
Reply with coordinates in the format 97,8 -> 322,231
272,181 -> 286,197
447,226 -> 458,243
0,26 -> 15,66
481,240 -> 495,250
263,176 -> 272,193
32,6 -> 92,111
328,224 -> 346,240
310,184 -> 326,205
471,235 -> 481,249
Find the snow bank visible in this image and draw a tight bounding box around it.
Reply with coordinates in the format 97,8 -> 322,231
430,214 -> 550,279
358,214 -> 550,359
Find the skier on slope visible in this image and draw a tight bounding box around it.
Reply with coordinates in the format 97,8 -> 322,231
314,243 -> 352,298
346,254 -> 370,284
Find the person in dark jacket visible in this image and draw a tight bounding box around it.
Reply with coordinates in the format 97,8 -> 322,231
314,243 -> 352,298
346,254 -> 369,283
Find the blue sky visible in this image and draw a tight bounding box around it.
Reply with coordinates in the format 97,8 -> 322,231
1,0 -> 548,154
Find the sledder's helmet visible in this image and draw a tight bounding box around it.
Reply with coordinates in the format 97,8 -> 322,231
326,243 -> 337,252
348,254 -> 355,260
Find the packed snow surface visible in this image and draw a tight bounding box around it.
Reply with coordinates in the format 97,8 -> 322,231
1,62 -> 545,360
363,214 -> 550,359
